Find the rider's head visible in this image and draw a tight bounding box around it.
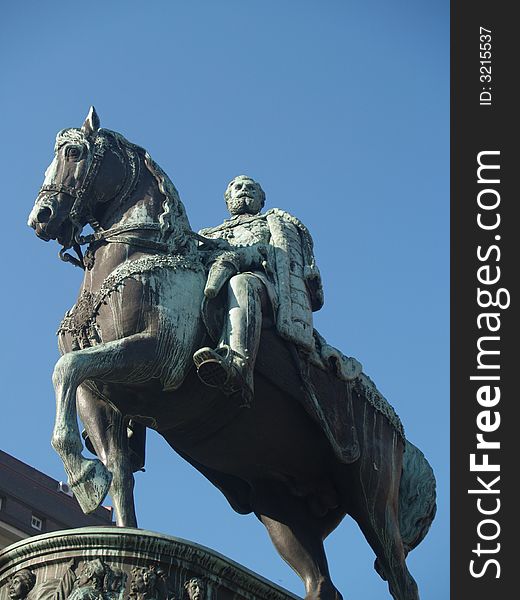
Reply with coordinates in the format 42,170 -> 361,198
224,175 -> 265,216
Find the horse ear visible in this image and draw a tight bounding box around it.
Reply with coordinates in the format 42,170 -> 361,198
81,106 -> 100,135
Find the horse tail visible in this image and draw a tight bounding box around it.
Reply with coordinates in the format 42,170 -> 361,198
398,440 -> 437,554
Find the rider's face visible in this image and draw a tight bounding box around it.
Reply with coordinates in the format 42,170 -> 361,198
226,178 -> 263,215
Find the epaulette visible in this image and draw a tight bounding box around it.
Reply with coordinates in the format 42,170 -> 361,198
199,213 -> 267,236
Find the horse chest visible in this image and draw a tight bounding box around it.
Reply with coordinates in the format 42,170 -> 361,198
58,255 -> 206,355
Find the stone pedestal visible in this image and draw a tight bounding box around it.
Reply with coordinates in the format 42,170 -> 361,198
0,527 -> 300,600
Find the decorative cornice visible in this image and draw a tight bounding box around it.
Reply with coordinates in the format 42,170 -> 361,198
0,528 -> 300,600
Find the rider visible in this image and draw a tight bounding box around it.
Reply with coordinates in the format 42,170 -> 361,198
193,175 -> 323,405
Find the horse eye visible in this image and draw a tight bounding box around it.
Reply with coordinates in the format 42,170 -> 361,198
66,146 -> 81,159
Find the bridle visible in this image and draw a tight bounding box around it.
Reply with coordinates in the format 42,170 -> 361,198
38,130 -> 141,268
39,134 -> 108,231
37,128 -> 212,270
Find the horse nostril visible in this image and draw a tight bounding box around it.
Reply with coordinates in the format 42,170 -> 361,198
37,207 -> 52,223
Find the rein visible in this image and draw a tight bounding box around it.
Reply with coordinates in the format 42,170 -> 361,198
74,224 -> 223,269
78,223 -> 172,258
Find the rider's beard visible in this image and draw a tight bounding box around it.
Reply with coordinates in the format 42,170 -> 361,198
227,195 -> 259,216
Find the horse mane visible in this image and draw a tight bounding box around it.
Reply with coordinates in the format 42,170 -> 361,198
103,129 -> 198,257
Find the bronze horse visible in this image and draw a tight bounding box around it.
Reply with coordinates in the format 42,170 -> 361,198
28,108 -> 436,600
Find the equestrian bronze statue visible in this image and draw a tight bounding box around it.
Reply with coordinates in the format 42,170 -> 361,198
28,108 -> 436,600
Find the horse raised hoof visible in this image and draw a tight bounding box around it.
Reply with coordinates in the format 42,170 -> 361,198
69,458 -> 113,514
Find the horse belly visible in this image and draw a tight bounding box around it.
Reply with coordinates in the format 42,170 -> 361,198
169,374 -> 334,490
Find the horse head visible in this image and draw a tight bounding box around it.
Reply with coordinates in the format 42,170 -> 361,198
28,107 -> 140,253
29,107 -> 196,267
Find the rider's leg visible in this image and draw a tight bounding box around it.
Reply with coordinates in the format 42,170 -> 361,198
194,273 -> 267,403
220,272 -> 266,370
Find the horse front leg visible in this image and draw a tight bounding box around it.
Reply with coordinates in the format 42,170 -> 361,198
77,384 -> 138,527
51,333 -> 158,514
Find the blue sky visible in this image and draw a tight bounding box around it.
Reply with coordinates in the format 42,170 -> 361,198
0,1 -> 448,598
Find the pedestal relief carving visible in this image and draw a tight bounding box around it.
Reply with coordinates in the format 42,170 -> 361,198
0,529 -> 299,600
6,570 -> 36,600
183,578 -> 205,600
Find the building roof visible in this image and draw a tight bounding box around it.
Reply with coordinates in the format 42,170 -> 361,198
0,449 -> 113,548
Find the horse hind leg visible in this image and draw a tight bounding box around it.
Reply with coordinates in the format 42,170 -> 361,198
351,433 -> 419,600
76,384 -> 138,527
361,505 -> 418,600
253,482 -> 343,600
51,333 -> 158,514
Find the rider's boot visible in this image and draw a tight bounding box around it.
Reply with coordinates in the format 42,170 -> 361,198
193,345 -> 253,406
194,273 -> 265,407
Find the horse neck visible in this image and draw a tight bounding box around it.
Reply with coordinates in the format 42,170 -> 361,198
96,150 -> 196,257
100,162 -> 164,231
